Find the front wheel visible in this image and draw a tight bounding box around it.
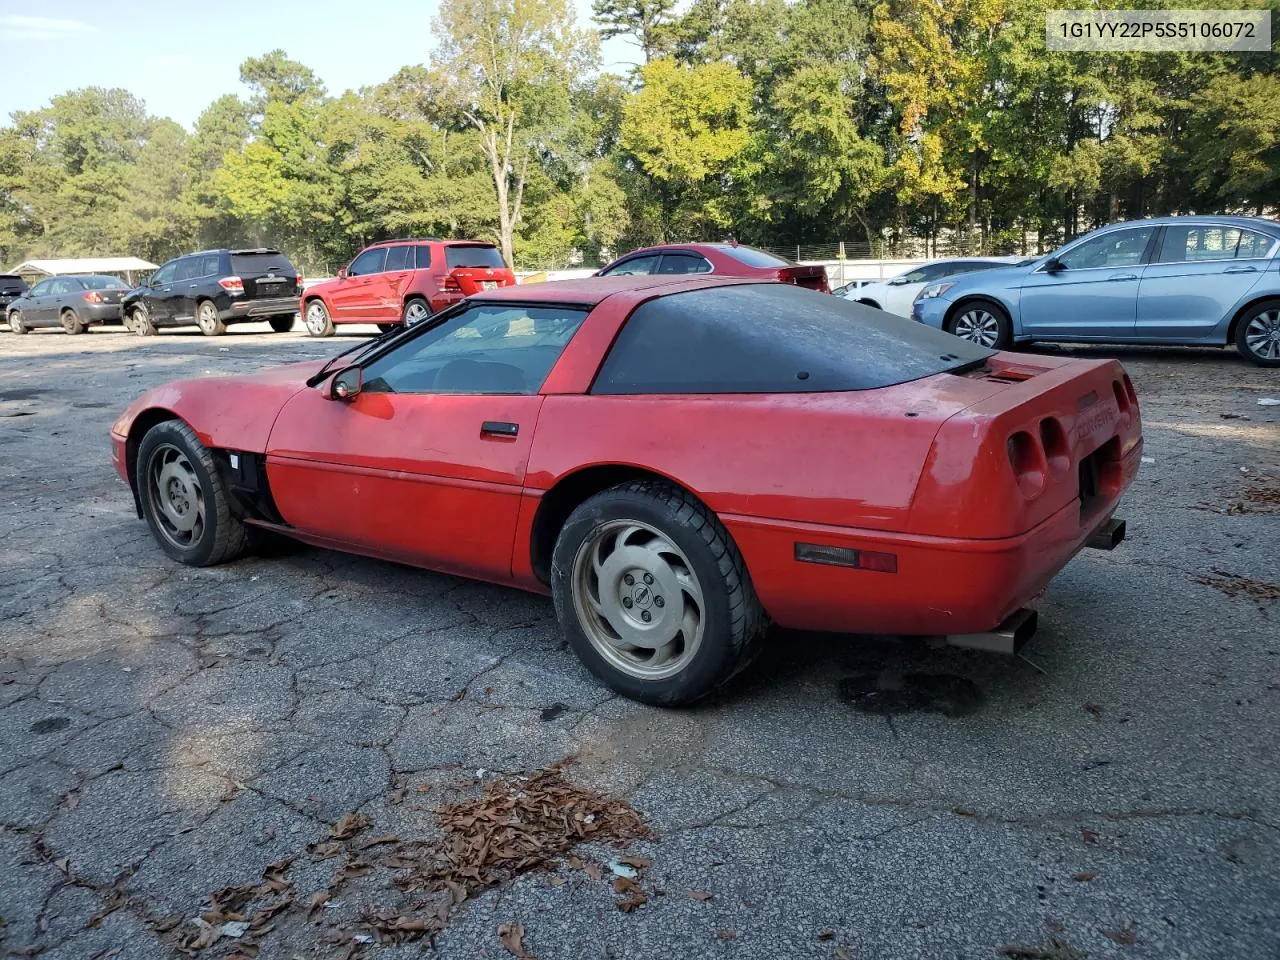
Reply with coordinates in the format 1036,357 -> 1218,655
946,298 -> 1011,349
60,310 -> 85,334
129,304 -> 157,336
136,420 -> 249,566
9,310 -> 28,334
1235,300 -> 1280,367
269,314 -> 296,333
196,301 -> 226,336
550,480 -> 767,706
304,299 -> 334,337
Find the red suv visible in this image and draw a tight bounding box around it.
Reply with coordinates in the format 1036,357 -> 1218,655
301,238 -> 516,337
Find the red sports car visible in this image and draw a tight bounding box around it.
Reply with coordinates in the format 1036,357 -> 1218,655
111,276 -> 1142,705
596,242 -> 830,292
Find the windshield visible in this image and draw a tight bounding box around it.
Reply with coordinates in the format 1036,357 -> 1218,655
445,245 -> 506,269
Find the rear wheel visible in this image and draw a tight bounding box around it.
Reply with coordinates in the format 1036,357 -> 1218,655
1235,300 -> 1280,367
196,300 -> 226,336
947,298 -> 1011,349
60,309 -> 85,335
550,480 -> 767,706
269,314 -> 296,333
9,310 -> 28,334
304,299 -> 334,337
377,323 -> 399,335
402,297 -> 430,327
137,420 -> 249,566
129,304 -> 157,337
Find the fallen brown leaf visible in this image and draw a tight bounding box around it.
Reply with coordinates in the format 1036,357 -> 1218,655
717,929 -> 736,940
684,890 -> 714,902
999,936 -> 1086,960
310,841 -> 344,861
584,860 -> 603,882
1080,827 -> 1100,844
1102,921 -> 1137,946
59,791 -> 79,810
836,949 -> 852,960
330,812 -> 371,840
616,888 -> 648,912
818,928 -> 835,940
498,921 -> 535,959
547,876 -> 565,887
1071,871 -> 1097,882
612,876 -> 638,894
617,854 -> 651,869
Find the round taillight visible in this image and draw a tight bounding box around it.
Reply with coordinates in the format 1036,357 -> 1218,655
1007,430 -> 1048,499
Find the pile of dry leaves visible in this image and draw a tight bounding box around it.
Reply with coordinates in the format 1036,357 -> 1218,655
171,856 -> 296,958
1194,569 -> 1280,605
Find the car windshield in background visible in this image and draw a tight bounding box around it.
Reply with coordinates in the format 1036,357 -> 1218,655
230,252 -> 295,274
593,283 -> 992,395
82,276 -> 128,290
445,245 -> 506,269
713,244 -> 790,268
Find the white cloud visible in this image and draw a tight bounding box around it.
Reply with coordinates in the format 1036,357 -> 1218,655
1,15 -> 96,40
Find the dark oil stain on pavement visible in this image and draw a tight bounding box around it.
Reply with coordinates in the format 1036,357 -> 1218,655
838,671 -> 984,717
0,388 -> 44,401
30,716 -> 71,734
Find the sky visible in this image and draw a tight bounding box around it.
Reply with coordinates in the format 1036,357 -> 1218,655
0,1 -> 640,128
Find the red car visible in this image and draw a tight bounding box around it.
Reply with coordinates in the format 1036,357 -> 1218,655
301,238 -> 516,336
597,242 -> 830,292
111,276 -> 1141,705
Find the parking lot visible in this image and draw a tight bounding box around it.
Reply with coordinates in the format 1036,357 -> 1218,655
1,323 -> 1277,959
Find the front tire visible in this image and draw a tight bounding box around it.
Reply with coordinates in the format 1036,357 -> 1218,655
60,310 -> 85,334
1235,300 -> 1280,367
129,304 -> 157,337
136,420 -> 249,566
550,480 -> 767,706
947,298 -> 1011,349
196,300 -> 226,336
269,314 -> 296,333
9,310 -> 28,334
304,299 -> 334,337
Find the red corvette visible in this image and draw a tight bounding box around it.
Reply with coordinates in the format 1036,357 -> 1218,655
111,276 -> 1142,705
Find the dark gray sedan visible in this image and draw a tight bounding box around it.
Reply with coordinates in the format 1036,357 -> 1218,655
6,274 -> 128,334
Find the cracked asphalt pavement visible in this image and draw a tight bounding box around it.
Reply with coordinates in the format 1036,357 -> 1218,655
1,322 -> 1277,959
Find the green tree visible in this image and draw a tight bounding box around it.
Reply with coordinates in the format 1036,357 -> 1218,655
592,0 -> 678,63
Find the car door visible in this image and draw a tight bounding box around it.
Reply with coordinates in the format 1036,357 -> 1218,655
331,247 -> 387,320
144,261 -> 180,323
379,244 -> 415,320
1017,226 -> 1156,339
22,279 -> 55,324
171,257 -> 203,322
1135,224 -> 1275,341
264,301 -> 589,580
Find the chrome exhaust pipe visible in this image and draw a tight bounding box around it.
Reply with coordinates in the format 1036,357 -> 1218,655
1086,517 -> 1126,551
945,608 -> 1038,655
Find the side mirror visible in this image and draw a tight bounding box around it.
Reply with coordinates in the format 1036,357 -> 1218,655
1043,257 -> 1065,273
337,267 -> 349,280
888,277 -> 909,286
327,366 -> 362,401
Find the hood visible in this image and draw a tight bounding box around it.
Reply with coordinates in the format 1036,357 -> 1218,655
940,259 -> 1044,296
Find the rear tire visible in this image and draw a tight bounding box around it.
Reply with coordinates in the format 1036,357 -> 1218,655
377,323 -> 399,335
269,314 -> 296,333
946,298 -> 1011,349
129,304 -> 157,337
402,297 -> 430,327
196,300 -> 226,336
9,310 -> 28,334
1234,299 -> 1280,367
136,420 -> 249,567
550,480 -> 768,706
304,299 -> 334,337
60,310 -> 85,335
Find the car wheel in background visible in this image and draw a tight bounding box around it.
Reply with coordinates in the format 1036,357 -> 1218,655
269,314 -> 296,333
129,304 -> 157,336
304,299 -> 334,337
402,297 -> 430,327
1235,299 -> 1280,367
60,309 -> 85,335
9,310 -> 28,334
550,480 -> 768,706
196,300 -> 226,336
377,323 -> 399,335
947,298 -> 1011,349
855,299 -> 881,310
136,419 -> 250,566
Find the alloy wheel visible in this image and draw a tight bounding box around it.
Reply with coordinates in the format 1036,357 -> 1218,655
1244,309 -> 1280,361
953,308 -> 1000,347
146,443 -> 206,549
305,302 -> 331,336
404,300 -> 430,325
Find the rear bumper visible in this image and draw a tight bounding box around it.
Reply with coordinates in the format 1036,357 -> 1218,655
724,440 -> 1141,636
82,303 -> 123,323
224,297 -> 299,320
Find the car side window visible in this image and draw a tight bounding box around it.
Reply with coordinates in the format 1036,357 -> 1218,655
899,264 -> 943,283
1159,225 -> 1274,263
29,279 -> 52,297
384,245 -> 413,272
413,246 -> 432,269
348,248 -> 386,277
174,259 -> 200,282
360,304 -> 588,396
1056,228 -> 1154,270
152,263 -> 177,285
200,255 -> 221,277
657,254 -> 713,275
603,255 -> 660,277
46,279 -> 69,295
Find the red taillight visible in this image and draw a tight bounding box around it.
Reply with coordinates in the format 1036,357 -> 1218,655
218,276 -> 243,293
82,291 -> 103,303
295,274 -> 304,287
442,275 -> 461,292
1122,374 -> 1138,409
1007,431 -> 1048,499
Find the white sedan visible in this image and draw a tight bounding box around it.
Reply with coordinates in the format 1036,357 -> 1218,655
843,257 -> 1024,317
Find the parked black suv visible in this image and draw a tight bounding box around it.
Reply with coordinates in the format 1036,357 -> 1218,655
122,249 -> 301,336
1,275 -> 29,322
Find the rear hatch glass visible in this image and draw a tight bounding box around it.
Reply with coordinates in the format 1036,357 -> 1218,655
230,251 -> 300,299
0,275 -> 28,297
444,244 -> 514,294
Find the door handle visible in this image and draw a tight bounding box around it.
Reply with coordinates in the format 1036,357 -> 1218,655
481,421 -> 519,438
1224,265 -> 1258,274
1107,274 -> 1138,282
188,284 -> 198,288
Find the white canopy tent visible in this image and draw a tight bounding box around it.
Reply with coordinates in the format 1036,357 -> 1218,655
8,257 -> 158,286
